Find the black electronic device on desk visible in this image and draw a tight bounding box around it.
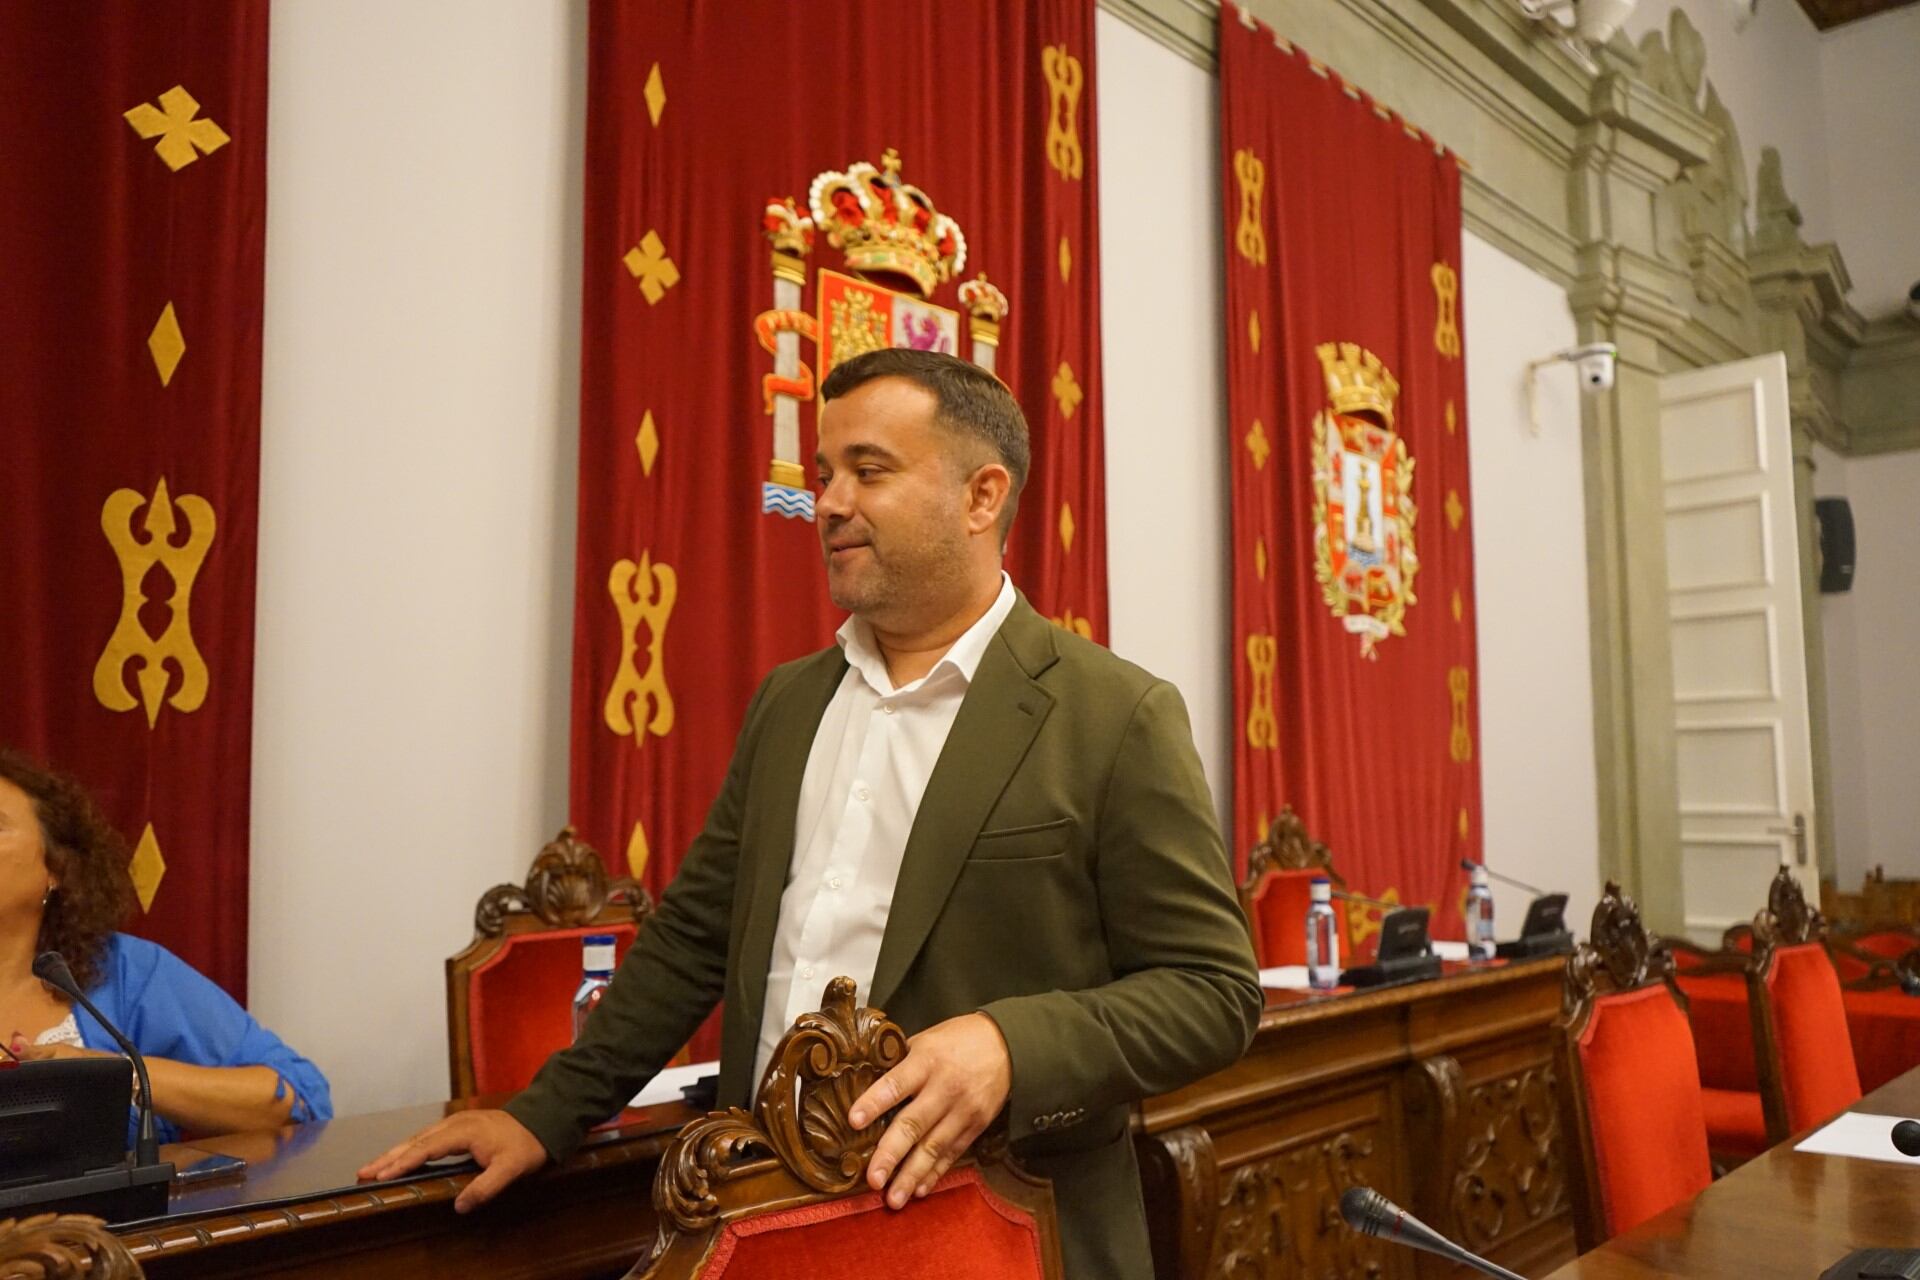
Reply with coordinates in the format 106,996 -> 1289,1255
1495,892 -> 1574,959
1821,1250 -> 1920,1280
0,951 -> 175,1221
1459,860 -> 1575,959
1340,905 -> 1442,989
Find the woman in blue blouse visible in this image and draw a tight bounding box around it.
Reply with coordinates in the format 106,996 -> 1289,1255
1,749 -> 331,1142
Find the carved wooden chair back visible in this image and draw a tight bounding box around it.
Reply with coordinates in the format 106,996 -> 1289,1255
630,977 -> 1064,1280
1740,867 -> 1861,1139
1824,919 -> 1920,990
1553,882 -> 1713,1250
1238,805 -> 1350,967
0,1213 -> 144,1278
445,827 -> 654,1097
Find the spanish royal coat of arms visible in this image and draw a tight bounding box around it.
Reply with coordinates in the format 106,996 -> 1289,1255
1311,342 -> 1419,659
751,149 -> 1009,521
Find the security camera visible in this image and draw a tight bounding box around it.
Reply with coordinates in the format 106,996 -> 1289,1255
1516,0 -> 1639,45
1568,342 -> 1618,391
1524,342 -> 1619,434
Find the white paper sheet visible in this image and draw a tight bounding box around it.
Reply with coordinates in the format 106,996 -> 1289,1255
629,1059 -> 720,1109
1259,965 -> 1312,990
1431,940 -> 1470,961
1793,1112 -> 1920,1166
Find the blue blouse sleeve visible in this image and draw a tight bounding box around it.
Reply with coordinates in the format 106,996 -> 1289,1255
75,935 -> 334,1142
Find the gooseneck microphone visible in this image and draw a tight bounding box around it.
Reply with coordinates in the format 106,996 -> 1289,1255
1340,1186 -> 1526,1280
1892,1120 -> 1920,1157
1331,888 -> 1402,912
1458,858 -> 1550,898
33,951 -> 160,1168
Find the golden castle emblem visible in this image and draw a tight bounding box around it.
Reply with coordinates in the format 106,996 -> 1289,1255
752,149 -> 1010,521
1309,342 -> 1419,659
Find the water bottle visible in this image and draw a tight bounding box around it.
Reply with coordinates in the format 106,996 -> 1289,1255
1306,877 -> 1340,991
572,933 -> 617,1041
1466,864 -> 1496,962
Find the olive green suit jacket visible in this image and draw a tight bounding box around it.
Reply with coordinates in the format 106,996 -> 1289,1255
505,595 -> 1262,1278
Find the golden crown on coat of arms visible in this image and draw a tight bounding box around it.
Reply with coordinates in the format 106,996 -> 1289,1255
1316,341 -> 1402,429
807,148 -> 967,299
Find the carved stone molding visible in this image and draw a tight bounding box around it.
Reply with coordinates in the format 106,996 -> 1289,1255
1211,1130 -> 1389,1279
474,826 -> 654,936
653,976 -> 907,1233
1408,1055 -> 1565,1254
0,1214 -> 142,1280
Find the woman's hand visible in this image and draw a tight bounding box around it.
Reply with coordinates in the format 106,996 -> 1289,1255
9,1038 -> 113,1061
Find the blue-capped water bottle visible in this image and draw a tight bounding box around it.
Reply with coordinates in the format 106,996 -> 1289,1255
1306,877 -> 1340,991
1466,864 -> 1496,962
572,933 -> 617,1041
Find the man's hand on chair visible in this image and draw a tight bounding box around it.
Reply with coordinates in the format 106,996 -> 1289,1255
357,1109 -> 549,1213
849,1011 -> 1012,1210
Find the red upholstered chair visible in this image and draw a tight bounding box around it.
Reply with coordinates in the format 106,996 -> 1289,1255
1239,806 -> 1352,967
1665,935 -> 1769,1164
1742,868 -> 1863,1141
1828,926 -> 1920,988
1555,882 -> 1714,1251
446,828 -> 653,1098
629,977 -> 1063,1280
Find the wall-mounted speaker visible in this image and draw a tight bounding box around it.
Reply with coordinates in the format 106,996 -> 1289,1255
1816,497 -> 1855,594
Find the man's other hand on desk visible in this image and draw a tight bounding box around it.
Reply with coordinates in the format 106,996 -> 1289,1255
357,1109 -> 547,1213
850,1011 -> 1013,1211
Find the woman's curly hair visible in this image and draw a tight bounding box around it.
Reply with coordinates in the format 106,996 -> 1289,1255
1,748 -> 135,992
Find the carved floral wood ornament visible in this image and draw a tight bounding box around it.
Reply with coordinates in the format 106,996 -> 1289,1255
0,1214 -> 143,1280
473,827 -> 653,937
654,976 -> 909,1233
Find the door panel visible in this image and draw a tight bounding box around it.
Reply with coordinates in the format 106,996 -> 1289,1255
1661,354 -> 1814,942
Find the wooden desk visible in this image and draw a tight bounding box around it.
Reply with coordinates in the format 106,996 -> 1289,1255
1545,1065 -> 1920,1277
104,961 -> 1573,1278
114,1096 -> 693,1278
1134,957 -> 1574,1280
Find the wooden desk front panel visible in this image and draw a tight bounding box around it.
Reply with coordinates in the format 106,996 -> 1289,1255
1135,959 -> 1573,1280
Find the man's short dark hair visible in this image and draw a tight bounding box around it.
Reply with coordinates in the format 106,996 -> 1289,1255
820,347 -> 1031,541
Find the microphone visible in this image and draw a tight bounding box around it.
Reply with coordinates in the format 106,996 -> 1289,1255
1340,1186 -> 1526,1280
1893,1120 -> 1920,1157
1459,858 -> 1549,898
1331,888 -> 1402,912
34,951 -> 160,1168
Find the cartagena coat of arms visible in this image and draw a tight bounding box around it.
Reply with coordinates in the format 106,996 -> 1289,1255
751,149 -> 1009,521
1310,342 -> 1419,659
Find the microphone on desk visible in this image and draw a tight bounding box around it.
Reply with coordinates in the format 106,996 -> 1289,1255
1331,888 -> 1402,912
1458,858 -> 1549,898
1340,1186 -> 1526,1280
1892,1120 -> 1920,1157
34,950 -> 160,1168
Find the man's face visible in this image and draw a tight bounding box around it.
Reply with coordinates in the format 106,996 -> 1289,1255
815,377 -> 977,624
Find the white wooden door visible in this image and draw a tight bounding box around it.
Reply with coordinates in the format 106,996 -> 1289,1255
1660,353 -> 1816,944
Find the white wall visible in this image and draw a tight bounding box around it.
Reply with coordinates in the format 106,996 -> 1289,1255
1818,6 -> 1920,318
251,0 -> 585,1115
1097,14 -> 1232,826
1461,234 -> 1602,934
1816,448 -> 1920,886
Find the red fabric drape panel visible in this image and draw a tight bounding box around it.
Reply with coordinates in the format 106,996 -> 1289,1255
0,4 -> 268,998
575,2 -> 1106,1057
1220,14 -> 1481,952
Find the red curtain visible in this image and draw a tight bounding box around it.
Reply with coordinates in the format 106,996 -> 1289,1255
1221,12 -> 1481,953
575,1 -> 1106,1053
0,5 -> 269,998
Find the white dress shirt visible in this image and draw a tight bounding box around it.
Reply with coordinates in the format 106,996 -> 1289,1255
751,573 -> 1017,1090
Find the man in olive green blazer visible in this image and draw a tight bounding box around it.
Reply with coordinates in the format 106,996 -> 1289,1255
365,349 -> 1261,1278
